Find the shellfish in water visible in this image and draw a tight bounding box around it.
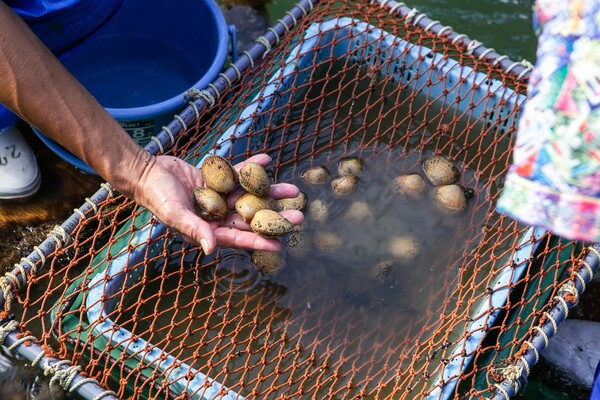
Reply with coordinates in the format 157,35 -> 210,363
394,173 -> 426,199
337,157 -> 364,176
388,235 -> 420,261
250,209 -> 295,238
239,162 -> 271,197
331,175 -> 359,196
423,155 -> 460,186
307,199 -> 329,224
251,250 -> 285,274
235,193 -> 278,222
301,166 -> 330,185
314,231 -> 343,252
370,260 -> 395,284
200,155 -> 238,193
432,184 -> 468,214
345,201 -> 374,221
193,187 -> 229,221
287,231 -> 309,258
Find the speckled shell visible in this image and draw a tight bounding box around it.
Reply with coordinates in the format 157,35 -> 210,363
251,250 -> 285,274
307,199 -> 329,224
279,191 -> 307,211
432,184 -> 468,214
394,174 -> 426,199
250,209 -> 295,238
193,187 -> 229,221
239,162 -> 270,197
287,231 -> 309,258
301,166 -> 330,185
314,231 -> 343,252
345,201 -> 373,221
370,260 -> 395,284
423,155 -> 460,186
331,175 -> 359,196
200,155 -> 238,193
235,193 -> 278,222
388,235 -> 420,261
337,157 -> 364,176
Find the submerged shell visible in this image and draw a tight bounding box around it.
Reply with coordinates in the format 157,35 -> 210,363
250,209 -> 295,238
239,162 -> 270,197
301,166 -> 330,185
331,175 -> 359,196
308,199 -> 329,224
200,155 -> 238,193
193,187 -> 229,221
345,201 -> 374,221
279,191 -> 308,211
388,235 -> 420,261
251,250 -> 285,274
432,184 -> 468,214
423,155 -> 460,186
235,193 -> 277,222
314,231 -> 343,252
370,260 -> 395,284
394,174 -> 426,199
287,231 -> 309,258
338,157 -> 364,176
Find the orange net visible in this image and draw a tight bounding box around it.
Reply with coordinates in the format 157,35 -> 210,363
4,0 -> 597,399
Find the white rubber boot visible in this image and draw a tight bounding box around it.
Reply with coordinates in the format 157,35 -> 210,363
0,125 -> 41,199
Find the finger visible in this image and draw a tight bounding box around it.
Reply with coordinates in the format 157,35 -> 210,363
232,154 -> 272,171
168,210 -> 217,254
269,183 -> 300,199
214,228 -> 283,252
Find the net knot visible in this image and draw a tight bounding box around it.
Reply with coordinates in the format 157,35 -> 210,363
0,276 -> 14,312
0,318 -> 19,345
43,360 -> 82,392
496,364 -> 526,395
557,282 -> 579,306
48,225 -> 71,248
185,88 -> 216,108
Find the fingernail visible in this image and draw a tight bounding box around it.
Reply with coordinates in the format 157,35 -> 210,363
201,239 -> 211,255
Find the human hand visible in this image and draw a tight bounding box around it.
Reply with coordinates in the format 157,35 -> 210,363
132,153 -> 303,254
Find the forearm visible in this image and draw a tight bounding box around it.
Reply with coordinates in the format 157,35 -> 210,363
0,1 -> 150,197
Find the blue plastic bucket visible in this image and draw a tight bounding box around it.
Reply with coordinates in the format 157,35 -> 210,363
31,0 -> 230,174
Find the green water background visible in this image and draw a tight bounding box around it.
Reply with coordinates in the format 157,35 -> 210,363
260,0 -> 571,399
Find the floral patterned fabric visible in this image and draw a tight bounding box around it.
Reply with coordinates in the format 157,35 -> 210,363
497,0 -> 600,242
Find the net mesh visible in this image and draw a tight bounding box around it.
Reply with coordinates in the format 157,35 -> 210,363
7,0 -> 594,399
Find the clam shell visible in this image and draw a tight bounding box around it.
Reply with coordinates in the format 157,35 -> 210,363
370,260 -> 395,284
239,162 -> 270,197
307,199 -> 329,224
193,187 -> 229,221
314,231 -> 342,252
388,235 -> 420,261
201,155 -> 238,193
301,166 -> 330,185
345,201 -> 373,221
235,193 -> 278,222
394,174 -> 426,199
279,191 -> 307,211
423,155 -> 460,186
250,209 -> 295,238
432,184 -> 468,214
287,231 -> 309,258
331,175 -> 359,196
251,250 -> 285,274
338,157 -> 364,176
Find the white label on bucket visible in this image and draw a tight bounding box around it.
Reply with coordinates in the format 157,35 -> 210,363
121,119 -> 154,147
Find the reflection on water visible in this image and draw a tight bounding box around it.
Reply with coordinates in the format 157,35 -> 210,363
0,347 -> 56,400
